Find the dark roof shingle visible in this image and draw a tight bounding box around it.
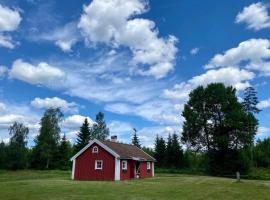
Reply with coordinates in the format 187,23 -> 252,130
102,140 -> 155,161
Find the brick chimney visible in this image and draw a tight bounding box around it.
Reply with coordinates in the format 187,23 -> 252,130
111,135 -> 117,142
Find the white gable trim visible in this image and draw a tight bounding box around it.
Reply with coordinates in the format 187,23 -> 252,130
70,139 -> 120,161
134,145 -> 156,161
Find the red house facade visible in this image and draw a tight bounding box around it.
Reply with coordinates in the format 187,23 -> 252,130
70,139 -> 155,181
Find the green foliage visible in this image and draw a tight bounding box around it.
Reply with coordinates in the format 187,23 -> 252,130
0,142 -> 7,169
254,138 -> 270,168
6,122 -> 29,170
32,108 -> 64,169
154,135 -> 166,167
91,112 -> 109,140
132,128 -> 141,148
55,135 -> 73,170
181,83 -> 258,175
242,86 -> 261,114
142,146 -> 155,157
74,118 -> 91,153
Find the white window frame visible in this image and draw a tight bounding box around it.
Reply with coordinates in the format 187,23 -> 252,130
95,160 -> 103,170
122,160 -> 127,170
92,146 -> 99,153
147,162 -> 151,170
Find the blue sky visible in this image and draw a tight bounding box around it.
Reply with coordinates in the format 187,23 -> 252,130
0,0 -> 270,147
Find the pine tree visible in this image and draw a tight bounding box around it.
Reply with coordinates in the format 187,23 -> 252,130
242,86 -> 261,114
154,135 -> 166,167
32,108 -> 64,169
171,133 -> 183,168
166,134 -> 174,168
0,141 -> 7,169
74,118 -> 91,153
92,112 -> 109,140
132,128 -> 141,148
7,122 -> 29,169
56,134 -> 73,170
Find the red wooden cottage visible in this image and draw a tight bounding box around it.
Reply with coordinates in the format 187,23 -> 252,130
70,138 -> 155,181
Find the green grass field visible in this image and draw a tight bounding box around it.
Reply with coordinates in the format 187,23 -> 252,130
0,170 -> 270,200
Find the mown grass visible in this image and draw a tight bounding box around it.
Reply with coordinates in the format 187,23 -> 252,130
0,170 -> 270,200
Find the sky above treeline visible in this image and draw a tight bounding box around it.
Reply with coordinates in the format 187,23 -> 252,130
0,0 -> 270,147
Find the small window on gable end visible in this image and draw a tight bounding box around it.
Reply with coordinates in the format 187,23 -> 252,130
122,160 -> 127,170
92,146 -> 98,153
147,162 -> 151,170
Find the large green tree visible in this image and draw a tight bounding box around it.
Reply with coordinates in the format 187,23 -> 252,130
132,128 -> 141,148
7,122 -> 29,169
181,83 -> 258,174
32,108 -> 64,169
91,112 -> 109,140
74,118 -> 91,153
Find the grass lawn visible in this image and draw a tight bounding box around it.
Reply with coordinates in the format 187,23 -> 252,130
0,170 -> 270,200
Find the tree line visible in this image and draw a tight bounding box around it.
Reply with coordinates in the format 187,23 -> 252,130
0,109 -> 110,170
0,83 -> 270,176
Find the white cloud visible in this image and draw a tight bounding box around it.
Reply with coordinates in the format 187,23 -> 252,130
62,115 -> 95,131
9,59 -> 65,86
78,0 -> 178,79
190,47 -> 199,55
0,34 -> 15,49
31,97 -> 79,113
105,100 -> 184,125
0,102 -> 6,113
138,125 -> 181,147
0,4 -> 21,49
0,65 -> 7,78
38,22 -> 81,52
0,4 -> 21,32
205,39 -> 270,76
108,120 -> 133,139
164,67 -> 255,100
257,97 -> 270,109
258,126 -> 270,136
236,2 -> 270,31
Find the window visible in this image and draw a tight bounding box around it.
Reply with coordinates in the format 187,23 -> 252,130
122,160 -> 127,170
92,146 -> 98,153
95,160 -> 103,170
147,162 -> 151,170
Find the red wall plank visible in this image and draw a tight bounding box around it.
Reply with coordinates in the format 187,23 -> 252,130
120,160 -> 135,180
75,143 -> 115,181
139,161 -> 153,178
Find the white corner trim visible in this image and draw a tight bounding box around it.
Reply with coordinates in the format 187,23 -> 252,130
71,159 -> 76,180
152,162 -> 155,177
70,139 -> 120,161
114,158 -> 120,181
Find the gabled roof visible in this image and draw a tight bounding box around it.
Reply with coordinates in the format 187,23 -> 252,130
102,140 -> 155,161
70,139 -> 155,162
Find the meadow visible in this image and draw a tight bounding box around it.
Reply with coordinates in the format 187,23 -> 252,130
0,170 -> 269,200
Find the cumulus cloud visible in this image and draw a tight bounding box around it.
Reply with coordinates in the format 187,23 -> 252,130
31,97 -> 79,113
9,59 -> 65,86
236,2 -> 270,31
62,114 -> 95,131
205,39 -> 270,76
78,0 -> 178,79
257,97 -> 270,109
164,67 -> 255,100
257,126 -> 270,137
0,4 -> 22,48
